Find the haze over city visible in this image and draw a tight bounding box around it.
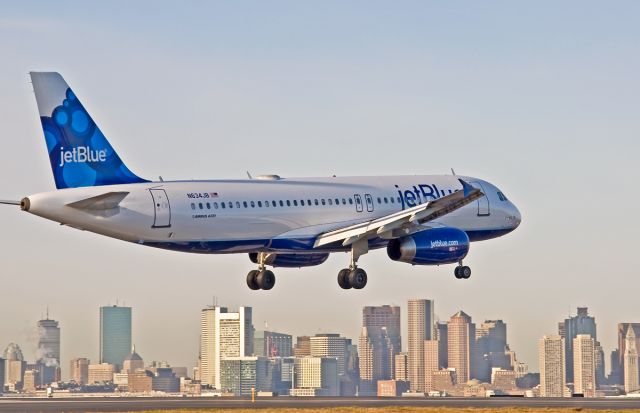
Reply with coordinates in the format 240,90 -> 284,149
1,0 -> 639,383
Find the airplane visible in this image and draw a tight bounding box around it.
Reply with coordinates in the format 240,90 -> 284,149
0,72 -> 521,291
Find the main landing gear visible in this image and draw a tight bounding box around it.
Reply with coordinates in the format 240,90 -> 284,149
247,253 -> 276,290
454,262 -> 471,279
337,239 -> 368,290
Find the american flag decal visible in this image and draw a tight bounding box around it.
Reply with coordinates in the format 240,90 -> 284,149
210,192 -> 219,198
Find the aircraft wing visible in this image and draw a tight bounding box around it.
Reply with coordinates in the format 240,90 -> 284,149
313,179 -> 483,248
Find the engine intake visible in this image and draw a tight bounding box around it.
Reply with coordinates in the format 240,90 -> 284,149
249,252 -> 329,268
387,227 -> 469,265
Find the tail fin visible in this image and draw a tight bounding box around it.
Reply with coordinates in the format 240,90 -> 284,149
30,72 -> 148,189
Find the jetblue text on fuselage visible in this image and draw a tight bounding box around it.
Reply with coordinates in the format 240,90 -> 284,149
395,184 -> 455,209
58,146 -> 107,167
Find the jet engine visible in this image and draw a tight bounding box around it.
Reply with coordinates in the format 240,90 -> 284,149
386,227 -> 469,265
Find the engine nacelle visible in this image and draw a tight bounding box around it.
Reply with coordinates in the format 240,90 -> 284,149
387,227 -> 469,265
249,252 -> 329,268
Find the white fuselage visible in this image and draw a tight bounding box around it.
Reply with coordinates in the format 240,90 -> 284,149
23,174 -> 521,254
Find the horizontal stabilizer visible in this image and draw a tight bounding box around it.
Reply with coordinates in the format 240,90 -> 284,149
0,200 -> 20,205
67,192 -> 129,210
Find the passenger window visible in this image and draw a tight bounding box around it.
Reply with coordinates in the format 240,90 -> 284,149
199,202 -> 203,209
342,198 -> 346,205
191,203 -> 195,210
286,200 -> 291,207
293,200 -> 298,206
377,197 -> 381,204
206,202 -> 211,209
264,201 -> 269,207
321,199 -> 326,205
300,200 -> 305,206
250,201 -> 255,208
397,197 -> 401,203
307,199 -> 312,205
221,203 -> 226,209
390,197 -> 394,204
328,199 -> 333,205
228,202 -> 233,209
333,198 -> 338,205
314,199 -> 319,206
243,201 -> 248,208
235,202 -> 240,208
279,200 -> 284,207
213,202 -> 219,209
258,201 -> 262,207
349,198 -> 353,205
384,197 -> 388,204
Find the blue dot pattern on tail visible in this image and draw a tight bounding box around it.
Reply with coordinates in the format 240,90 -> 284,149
40,88 -> 147,189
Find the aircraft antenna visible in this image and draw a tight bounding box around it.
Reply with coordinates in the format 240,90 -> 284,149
451,168 -> 457,175
159,176 -> 164,182
246,171 -> 253,179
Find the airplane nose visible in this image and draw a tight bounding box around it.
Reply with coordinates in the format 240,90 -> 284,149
510,204 -> 521,228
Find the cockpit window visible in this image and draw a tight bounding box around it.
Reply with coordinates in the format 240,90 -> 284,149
497,191 -> 508,201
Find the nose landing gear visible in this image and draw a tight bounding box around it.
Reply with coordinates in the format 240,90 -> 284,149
454,262 -> 471,279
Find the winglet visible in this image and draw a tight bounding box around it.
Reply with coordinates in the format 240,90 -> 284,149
458,179 -> 475,197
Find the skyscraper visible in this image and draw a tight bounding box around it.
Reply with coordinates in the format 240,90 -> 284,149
358,326 -> 379,396
447,311 -> 475,384
624,327 -> 639,393
362,305 -> 401,378
559,307 -> 596,383
36,315 -> 61,385
573,334 -> 596,397
293,336 -> 311,357
310,334 -> 349,376
3,343 -> 26,388
476,320 -> 509,381
253,330 -> 292,357
100,305 -> 132,370
424,340 -> 439,392
407,299 -> 434,392
618,323 -> 640,384
435,322 -> 448,370
200,306 -> 253,389
394,352 -> 408,382
539,335 -> 566,397
70,358 -> 89,384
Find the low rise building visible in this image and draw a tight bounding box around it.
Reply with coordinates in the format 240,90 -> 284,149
377,379 -> 410,397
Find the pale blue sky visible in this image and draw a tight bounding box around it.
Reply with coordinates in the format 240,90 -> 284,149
1,1 -> 639,378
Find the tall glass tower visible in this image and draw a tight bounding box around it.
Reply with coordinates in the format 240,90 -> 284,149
100,305 -> 132,370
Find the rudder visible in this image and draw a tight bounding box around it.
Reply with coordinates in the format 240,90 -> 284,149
30,72 -> 148,189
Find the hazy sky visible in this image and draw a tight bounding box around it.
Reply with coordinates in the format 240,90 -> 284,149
1,1 -> 639,379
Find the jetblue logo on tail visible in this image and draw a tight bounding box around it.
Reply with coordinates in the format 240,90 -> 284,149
58,146 -> 107,167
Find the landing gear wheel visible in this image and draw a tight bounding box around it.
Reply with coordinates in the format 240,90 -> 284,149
460,266 -> 471,279
349,268 -> 368,289
247,270 -> 260,290
337,269 -> 352,289
454,266 -> 463,279
257,269 -> 276,290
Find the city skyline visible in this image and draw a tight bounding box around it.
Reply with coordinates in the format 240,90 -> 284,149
1,0 -> 640,385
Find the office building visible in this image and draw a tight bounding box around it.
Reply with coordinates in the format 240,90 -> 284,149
624,326 -> 639,393
407,299 -> 434,392
573,334 -> 596,397
152,367 -> 181,393
358,327 -> 378,395
220,356 -> 270,395
492,368 -> 517,390
310,334 -> 349,376
293,356 -> 339,396
3,343 -> 26,388
0,358 -> 4,394
559,307 -> 596,383
476,320 -> 508,382
435,322 -> 448,369
123,346 -> 144,373
100,305 -> 132,370
128,370 -> 153,392
618,323 -> 640,384
200,305 -> 253,389
254,330 -> 292,357
36,316 -> 61,386
293,336 -> 311,357
424,340 -> 439,392
23,370 -> 36,392
539,335 -> 566,397
70,358 -> 89,384
362,305 -> 401,378
448,311 -> 475,384
377,379 -> 410,396
394,352 -> 408,382
88,363 -> 116,384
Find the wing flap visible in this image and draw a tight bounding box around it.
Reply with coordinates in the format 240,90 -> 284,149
314,179 -> 483,248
